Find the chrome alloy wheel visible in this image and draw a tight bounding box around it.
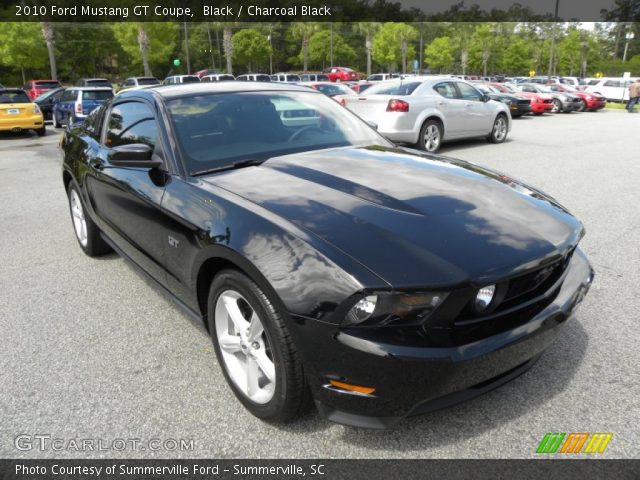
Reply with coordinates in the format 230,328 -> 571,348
70,189 -> 88,247
493,116 -> 507,141
423,124 -> 441,152
214,290 -> 276,404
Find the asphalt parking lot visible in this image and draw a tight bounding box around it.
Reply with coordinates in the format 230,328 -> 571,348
1,110 -> 638,459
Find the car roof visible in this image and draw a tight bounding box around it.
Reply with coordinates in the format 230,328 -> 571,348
0,88 -> 28,93
69,86 -> 113,91
118,81 -> 318,101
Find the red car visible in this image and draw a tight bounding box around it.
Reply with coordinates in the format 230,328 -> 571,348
491,83 -> 553,115
24,80 -> 62,101
324,67 -> 358,82
545,83 -> 606,111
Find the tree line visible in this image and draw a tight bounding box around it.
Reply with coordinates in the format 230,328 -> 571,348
0,21 -> 638,85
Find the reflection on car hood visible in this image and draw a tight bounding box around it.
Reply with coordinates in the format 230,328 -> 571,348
204,146 -> 584,287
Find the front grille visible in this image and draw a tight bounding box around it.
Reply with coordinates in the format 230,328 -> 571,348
543,99 -> 552,103
518,99 -> 531,105
454,248 -> 574,325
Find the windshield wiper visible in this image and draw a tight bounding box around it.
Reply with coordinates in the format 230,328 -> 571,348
191,158 -> 267,176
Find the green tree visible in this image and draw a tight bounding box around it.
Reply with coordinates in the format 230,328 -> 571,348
372,22 -> 418,73
424,36 -> 454,73
232,29 -> 271,72
305,30 -> 356,69
290,22 -> 322,71
469,23 -> 497,76
500,35 -> 533,75
353,22 -> 382,76
0,23 -> 48,84
112,23 -> 177,78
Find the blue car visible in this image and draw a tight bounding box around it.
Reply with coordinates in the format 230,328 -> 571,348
52,87 -> 113,128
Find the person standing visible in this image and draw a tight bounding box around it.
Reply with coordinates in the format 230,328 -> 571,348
627,79 -> 640,113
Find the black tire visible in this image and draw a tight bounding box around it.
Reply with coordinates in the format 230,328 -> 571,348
36,126 -> 46,137
207,269 -> 311,423
417,119 -> 443,153
487,113 -> 508,144
66,183 -> 112,257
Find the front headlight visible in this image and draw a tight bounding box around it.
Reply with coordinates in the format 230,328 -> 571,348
343,292 -> 447,327
503,99 -> 512,106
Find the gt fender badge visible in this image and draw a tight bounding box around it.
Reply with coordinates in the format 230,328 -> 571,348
168,236 -> 180,248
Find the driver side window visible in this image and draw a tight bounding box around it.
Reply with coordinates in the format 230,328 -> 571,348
104,102 -> 158,149
456,82 -> 483,101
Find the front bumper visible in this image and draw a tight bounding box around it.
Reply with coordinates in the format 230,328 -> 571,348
531,102 -> 553,113
510,103 -> 532,116
293,248 -> 594,428
586,99 -> 606,110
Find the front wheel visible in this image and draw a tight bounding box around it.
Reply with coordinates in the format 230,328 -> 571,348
488,114 -> 508,143
417,119 -> 443,153
551,99 -> 562,113
578,99 -> 587,112
208,270 -> 310,422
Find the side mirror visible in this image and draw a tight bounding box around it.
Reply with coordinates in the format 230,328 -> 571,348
109,144 -> 163,169
482,94 -> 491,103
366,120 -> 378,130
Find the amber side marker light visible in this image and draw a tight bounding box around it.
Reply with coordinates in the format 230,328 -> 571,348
328,380 -> 376,395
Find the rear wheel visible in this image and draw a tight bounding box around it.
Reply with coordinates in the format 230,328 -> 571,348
208,270 -> 310,422
52,112 -> 60,129
488,114 -> 508,143
67,184 -> 112,257
417,119 -> 443,153
578,99 -> 587,112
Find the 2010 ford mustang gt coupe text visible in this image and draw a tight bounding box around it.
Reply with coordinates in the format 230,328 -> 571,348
61,83 -> 594,428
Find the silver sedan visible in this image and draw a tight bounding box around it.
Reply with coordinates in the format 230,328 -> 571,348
341,77 -> 512,153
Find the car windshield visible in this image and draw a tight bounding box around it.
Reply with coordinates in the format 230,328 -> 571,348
34,82 -> 61,89
167,91 -> 390,175
0,91 -> 31,103
87,80 -> 110,86
501,84 -> 519,93
82,90 -> 113,101
138,78 -> 160,85
34,89 -> 61,101
474,84 -> 492,93
363,81 -> 422,96
314,84 -> 354,96
182,76 -> 200,83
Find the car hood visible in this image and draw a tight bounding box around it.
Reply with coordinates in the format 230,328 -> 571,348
203,146 -> 584,288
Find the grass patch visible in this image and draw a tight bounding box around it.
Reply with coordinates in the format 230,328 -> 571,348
605,102 -> 628,110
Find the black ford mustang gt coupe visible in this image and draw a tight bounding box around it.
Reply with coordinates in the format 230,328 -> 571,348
61,83 -> 594,428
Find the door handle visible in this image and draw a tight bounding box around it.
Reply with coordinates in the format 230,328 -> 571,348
437,101 -> 447,106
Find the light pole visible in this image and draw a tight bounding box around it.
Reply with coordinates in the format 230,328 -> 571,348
547,0 -> 560,80
580,39 -> 588,78
267,33 -> 273,75
623,30 -> 635,62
